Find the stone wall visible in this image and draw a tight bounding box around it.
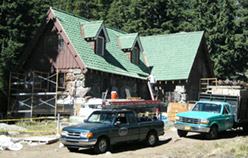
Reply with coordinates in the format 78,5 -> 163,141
64,69 -> 150,100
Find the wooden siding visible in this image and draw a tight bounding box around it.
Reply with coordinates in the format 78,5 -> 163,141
23,21 -> 81,72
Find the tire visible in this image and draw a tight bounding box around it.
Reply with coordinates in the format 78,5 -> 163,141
94,137 -> 109,154
243,125 -> 248,132
146,132 -> 158,147
206,125 -> 218,139
177,129 -> 188,137
67,147 -> 79,152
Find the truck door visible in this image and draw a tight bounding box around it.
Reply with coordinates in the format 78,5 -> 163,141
111,112 -> 137,143
126,112 -> 139,141
221,104 -> 233,130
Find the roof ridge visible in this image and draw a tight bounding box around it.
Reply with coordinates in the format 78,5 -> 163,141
105,25 -> 127,34
141,31 -> 204,39
51,7 -> 92,22
51,7 -> 127,36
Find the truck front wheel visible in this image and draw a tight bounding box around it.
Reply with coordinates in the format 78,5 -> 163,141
146,132 -> 158,146
177,129 -> 188,137
94,137 -> 109,154
206,125 -> 218,139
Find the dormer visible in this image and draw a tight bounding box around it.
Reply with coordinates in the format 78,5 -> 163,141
80,20 -> 110,56
117,33 -> 143,65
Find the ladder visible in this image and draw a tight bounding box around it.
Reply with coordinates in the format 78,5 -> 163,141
147,81 -> 155,100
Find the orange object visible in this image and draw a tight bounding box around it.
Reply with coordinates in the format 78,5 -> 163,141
111,91 -> 117,99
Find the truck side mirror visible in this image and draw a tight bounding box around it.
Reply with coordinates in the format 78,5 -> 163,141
114,121 -> 121,126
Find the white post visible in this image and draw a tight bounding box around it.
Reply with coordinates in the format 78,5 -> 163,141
56,113 -> 60,138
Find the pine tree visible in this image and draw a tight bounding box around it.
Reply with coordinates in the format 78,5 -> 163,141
234,0 -> 248,80
213,0 -> 236,79
0,0 -> 52,115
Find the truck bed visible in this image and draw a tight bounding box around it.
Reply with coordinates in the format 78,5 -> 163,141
199,93 -> 248,125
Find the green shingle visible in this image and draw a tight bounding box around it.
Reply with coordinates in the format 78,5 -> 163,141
141,31 -> 204,81
52,8 -> 149,79
118,33 -> 138,49
81,21 -> 103,38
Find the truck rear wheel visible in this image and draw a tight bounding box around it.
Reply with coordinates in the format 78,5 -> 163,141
67,147 -> 79,152
206,125 -> 218,139
146,132 -> 158,146
243,125 -> 248,132
177,129 -> 188,137
94,137 -> 109,154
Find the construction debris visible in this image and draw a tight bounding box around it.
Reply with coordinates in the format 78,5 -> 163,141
0,123 -> 28,135
0,135 -> 23,151
22,135 -> 58,145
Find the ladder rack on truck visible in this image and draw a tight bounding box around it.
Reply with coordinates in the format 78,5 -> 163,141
102,100 -> 164,108
102,100 -> 165,120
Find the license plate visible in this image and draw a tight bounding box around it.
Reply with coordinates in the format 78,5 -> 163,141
185,126 -> 191,130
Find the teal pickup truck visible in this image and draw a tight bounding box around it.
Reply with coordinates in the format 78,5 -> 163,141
60,110 -> 164,153
175,93 -> 248,139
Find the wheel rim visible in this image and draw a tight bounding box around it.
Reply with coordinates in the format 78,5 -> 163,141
149,134 -> 156,145
99,140 -> 107,152
209,127 -> 217,138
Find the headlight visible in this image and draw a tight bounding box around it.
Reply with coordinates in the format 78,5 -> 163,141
175,116 -> 180,122
200,119 -> 209,125
80,132 -> 93,138
61,131 -> 68,136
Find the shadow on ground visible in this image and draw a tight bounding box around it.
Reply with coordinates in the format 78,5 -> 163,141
185,129 -> 248,140
74,138 -> 172,155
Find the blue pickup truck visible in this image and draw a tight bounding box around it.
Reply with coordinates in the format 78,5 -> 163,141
175,93 -> 248,139
60,109 -> 164,153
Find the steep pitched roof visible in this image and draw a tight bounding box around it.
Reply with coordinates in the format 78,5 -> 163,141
118,33 -> 143,52
141,31 -> 204,81
81,20 -> 110,42
52,8 -> 149,79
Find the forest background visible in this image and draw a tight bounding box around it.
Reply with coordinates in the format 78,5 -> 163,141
0,0 -> 247,115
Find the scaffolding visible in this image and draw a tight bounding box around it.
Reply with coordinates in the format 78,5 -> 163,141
8,70 -> 73,118
199,78 -> 218,93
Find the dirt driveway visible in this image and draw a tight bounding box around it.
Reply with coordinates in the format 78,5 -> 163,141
1,128 -> 248,158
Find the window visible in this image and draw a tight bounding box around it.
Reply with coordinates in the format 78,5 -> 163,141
127,112 -> 137,124
115,113 -> 127,124
88,112 -> 115,124
223,105 -> 230,114
96,36 -> 104,56
58,34 -> 64,52
131,47 -> 139,64
192,103 -> 221,113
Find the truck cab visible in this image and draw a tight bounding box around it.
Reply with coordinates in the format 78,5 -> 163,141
61,109 -> 164,153
174,101 -> 234,139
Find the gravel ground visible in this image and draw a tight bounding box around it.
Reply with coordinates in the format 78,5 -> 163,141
0,128 -> 247,158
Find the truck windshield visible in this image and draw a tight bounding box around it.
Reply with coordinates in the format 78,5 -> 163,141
87,112 -> 115,124
192,103 -> 221,113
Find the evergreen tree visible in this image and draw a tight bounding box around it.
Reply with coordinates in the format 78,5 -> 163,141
0,0 -> 52,115
212,0 -> 236,79
105,0 -> 131,30
234,0 -> 248,80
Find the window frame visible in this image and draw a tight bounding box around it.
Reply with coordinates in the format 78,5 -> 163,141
58,34 -> 64,52
131,47 -> 139,64
96,36 -> 105,56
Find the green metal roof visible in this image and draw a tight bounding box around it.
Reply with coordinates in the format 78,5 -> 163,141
52,8 -> 149,79
81,21 -> 103,38
118,33 -> 138,49
141,31 -> 204,81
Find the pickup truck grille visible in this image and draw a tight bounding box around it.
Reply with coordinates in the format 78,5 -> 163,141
179,117 -> 200,124
67,131 -> 81,138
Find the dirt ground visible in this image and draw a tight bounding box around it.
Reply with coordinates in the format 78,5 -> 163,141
1,128 -> 248,158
